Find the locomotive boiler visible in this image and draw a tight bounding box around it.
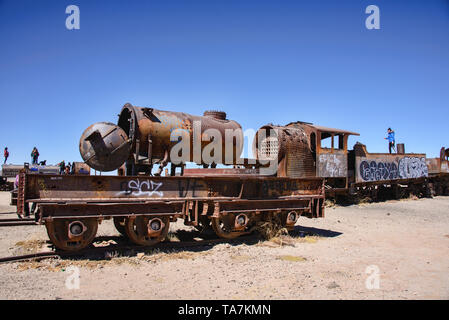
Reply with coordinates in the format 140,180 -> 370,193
79,103 -> 244,175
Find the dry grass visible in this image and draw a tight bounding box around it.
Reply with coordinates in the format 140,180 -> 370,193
255,218 -> 289,240
266,235 -> 296,247
142,249 -> 210,262
16,258 -> 119,272
258,233 -> 322,247
296,235 -> 321,244
15,247 -> 209,271
357,197 -> 372,206
324,199 -> 336,208
15,240 -> 48,253
278,255 -> 307,262
230,254 -> 252,262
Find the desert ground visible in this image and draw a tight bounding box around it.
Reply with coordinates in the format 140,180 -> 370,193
0,191 -> 448,300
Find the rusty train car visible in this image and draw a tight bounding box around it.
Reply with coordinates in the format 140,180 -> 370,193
253,121 -> 449,200
14,103 -> 448,251
15,104 -> 325,251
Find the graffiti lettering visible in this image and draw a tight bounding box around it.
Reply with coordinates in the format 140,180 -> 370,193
118,179 -> 163,197
360,157 -> 428,182
398,157 -> 428,179
318,154 -> 347,177
178,179 -> 201,198
360,161 -> 399,181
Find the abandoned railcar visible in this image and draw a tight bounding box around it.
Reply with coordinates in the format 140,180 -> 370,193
14,103 -> 449,251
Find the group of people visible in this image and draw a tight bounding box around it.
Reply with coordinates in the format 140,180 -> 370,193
3,147 -> 42,165
58,160 -> 76,175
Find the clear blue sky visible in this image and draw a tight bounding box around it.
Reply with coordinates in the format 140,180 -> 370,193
0,0 -> 448,167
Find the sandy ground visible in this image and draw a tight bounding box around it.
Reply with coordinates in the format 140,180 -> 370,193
0,191 -> 448,300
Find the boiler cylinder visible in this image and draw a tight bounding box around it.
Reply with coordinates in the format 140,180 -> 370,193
80,103 -> 244,172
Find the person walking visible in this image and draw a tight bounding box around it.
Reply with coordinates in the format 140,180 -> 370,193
384,128 -> 396,154
31,147 -> 39,164
3,147 -> 9,164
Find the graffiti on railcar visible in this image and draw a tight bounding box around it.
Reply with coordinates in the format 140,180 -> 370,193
359,160 -> 399,181
358,156 -> 428,182
118,179 -> 164,197
177,179 -> 202,198
318,153 -> 347,178
398,157 -> 428,178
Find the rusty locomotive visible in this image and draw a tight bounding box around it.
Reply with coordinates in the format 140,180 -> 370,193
14,103 -> 448,251
252,122 -> 449,200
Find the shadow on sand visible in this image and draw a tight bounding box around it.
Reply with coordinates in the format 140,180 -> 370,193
50,224 -> 343,261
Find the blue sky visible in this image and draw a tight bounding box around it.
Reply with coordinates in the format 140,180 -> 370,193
0,0 -> 448,168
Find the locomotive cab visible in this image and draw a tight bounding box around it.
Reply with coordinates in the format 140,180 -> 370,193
310,124 -> 359,190
254,122 -> 359,190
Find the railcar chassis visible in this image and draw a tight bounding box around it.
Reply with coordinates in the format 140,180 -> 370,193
16,171 -> 325,251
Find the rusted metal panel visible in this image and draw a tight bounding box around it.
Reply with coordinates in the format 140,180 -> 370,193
73,162 -> 90,175
183,168 -> 259,176
426,158 -> 449,175
23,174 -> 324,203
442,161 -> 449,173
317,152 -> 348,178
253,123 -> 316,178
20,173 -> 325,222
300,124 -> 359,136
285,136 -> 316,178
39,202 -> 184,219
216,199 -> 311,216
38,198 -> 320,220
427,147 -> 449,176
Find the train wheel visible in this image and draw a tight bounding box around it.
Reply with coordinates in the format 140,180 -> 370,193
124,216 -> 170,246
45,218 -> 98,251
211,215 -> 243,239
113,217 -> 128,237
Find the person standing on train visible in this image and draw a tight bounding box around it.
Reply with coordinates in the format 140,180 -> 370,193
58,160 -> 65,174
385,128 -> 396,154
31,147 -> 39,164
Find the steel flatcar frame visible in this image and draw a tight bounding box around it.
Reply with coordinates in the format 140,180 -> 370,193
16,170 -> 325,251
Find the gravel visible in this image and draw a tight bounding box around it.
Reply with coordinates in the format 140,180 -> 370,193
0,191 -> 448,300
